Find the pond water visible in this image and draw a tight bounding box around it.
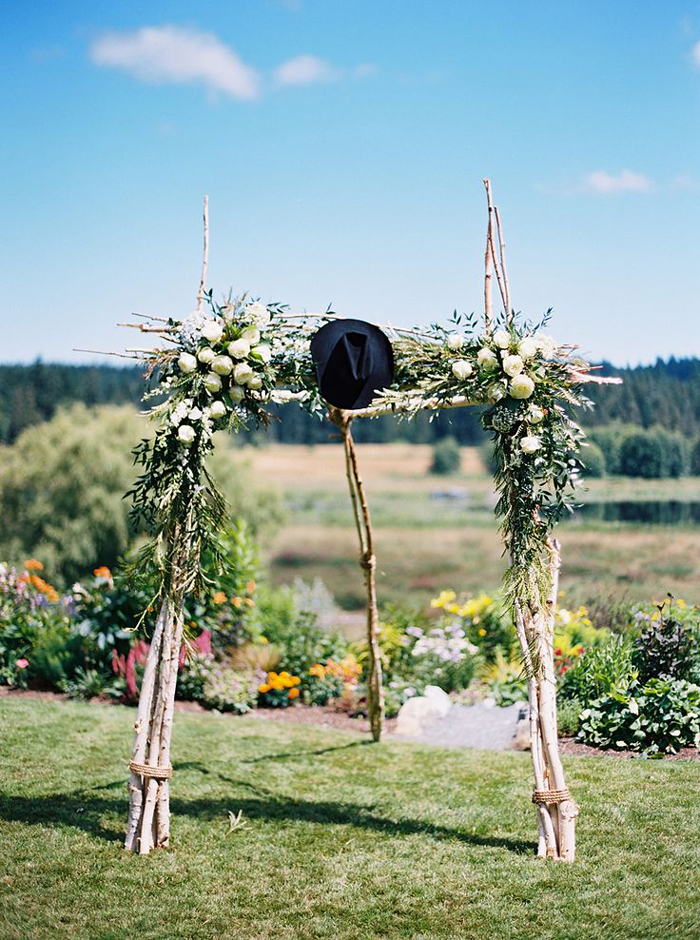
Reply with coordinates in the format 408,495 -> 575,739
575,501 -> 700,525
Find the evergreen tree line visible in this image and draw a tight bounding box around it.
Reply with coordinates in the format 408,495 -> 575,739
1,356 -> 699,452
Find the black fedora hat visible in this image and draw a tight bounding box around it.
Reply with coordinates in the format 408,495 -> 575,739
310,318 -> 395,410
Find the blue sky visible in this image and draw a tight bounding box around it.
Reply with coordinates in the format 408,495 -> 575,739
2,1 -> 700,365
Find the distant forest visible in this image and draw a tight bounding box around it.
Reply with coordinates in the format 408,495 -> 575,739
1,358 -> 699,446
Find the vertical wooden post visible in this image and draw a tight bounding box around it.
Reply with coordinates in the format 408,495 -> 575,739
330,408 -> 384,741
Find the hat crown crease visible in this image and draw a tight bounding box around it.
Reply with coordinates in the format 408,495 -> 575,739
340,331 -> 373,382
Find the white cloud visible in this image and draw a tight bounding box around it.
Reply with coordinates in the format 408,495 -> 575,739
692,40 -> 700,67
90,25 -> 260,100
583,170 -> 655,194
274,54 -> 338,86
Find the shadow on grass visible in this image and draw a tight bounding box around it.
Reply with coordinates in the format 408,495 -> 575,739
0,779 -> 533,855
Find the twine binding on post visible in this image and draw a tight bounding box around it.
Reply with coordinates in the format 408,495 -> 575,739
129,760 -> 173,780
532,787 -> 573,805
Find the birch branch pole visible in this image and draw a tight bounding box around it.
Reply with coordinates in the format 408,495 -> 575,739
330,408 -> 385,741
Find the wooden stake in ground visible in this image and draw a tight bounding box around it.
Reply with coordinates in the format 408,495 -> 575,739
330,408 -> 384,741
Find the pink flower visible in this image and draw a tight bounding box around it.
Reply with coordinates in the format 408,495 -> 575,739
16,658 -> 29,669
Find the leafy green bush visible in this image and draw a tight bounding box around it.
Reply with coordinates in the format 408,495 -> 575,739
691,438 -> 700,476
580,441 -> 605,477
633,600 -> 696,683
430,436 -> 461,475
587,424 -> 629,475
652,428 -> 689,478
559,635 -> 637,707
619,430 -> 664,478
578,678 -> 700,755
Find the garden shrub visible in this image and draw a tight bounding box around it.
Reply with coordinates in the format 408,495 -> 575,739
619,430 -> 665,478
691,438 -> 700,476
580,441 -> 606,477
633,599 -> 696,683
430,436 -> 461,475
578,678 -> 700,755
558,635 -> 637,707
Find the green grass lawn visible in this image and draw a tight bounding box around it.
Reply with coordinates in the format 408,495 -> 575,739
2,700 -> 699,939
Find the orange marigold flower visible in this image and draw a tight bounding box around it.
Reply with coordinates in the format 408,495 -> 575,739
246,579 -> 256,594
231,596 -> 243,609
288,688 -> 300,699
244,597 -> 255,608
258,683 -> 271,694
213,591 -> 227,605
30,575 -> 49,592
93,566 -> 112,579
24,559 -> 43,571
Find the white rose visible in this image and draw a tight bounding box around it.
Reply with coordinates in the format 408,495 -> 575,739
211,355 -> 234,376
178,352 -> 197,374
233,362 -> 255,385
509,374 -> 535,399
502,354 -> 524,377
188,407 -> 203,422
201,319 -> 224,343
528,404 -> 545,424
518,336 -> 538,359
197,347 -> 215,365
227,339 -> 251,360
487,383 -> 506,403
477,347 -> 498,368
203,372 -> 222,393
177,424 -> 196,444
244,302 -> 271,328
447,334 -> 465,350
228,385 -> 245,403
451,360 -> 473,381
493,329 -> 511,348
246,374 -> 263,390
209,400 -> 227,419
520,435 -> 541,454
251,344 -> 271,363
240,326 -> 261,344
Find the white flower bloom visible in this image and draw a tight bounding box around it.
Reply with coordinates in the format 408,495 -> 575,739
243,302 -> 271,328
203,372 -> 223,393
233,362 -> 255,385
228,385 -> 245,403
451,359 -> 473,381
240,326 -> 261,344
211,355 -> 234,376
201,319 -> 224,343
493,329 -> 511,348
502,354 -> 524,377
209,400 -> 227,419
477,347 -> 498,368
528,404 -> 545,424
227,339 -> 251,360
178,352 -> 197,374
197,347 -> 215,365
487,383 -> 506,402
246,374 -> 263,390
188,407 -> 203,422
447,333 -> 466,350
177,424 -> 196,445
518,336 -> 538,359
509,374 -> 535,399
520,435 -> 541,454
251,344 -> 271,363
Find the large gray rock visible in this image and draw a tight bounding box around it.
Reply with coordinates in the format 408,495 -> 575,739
394,699 -> 528,750
395,695 -> 446,736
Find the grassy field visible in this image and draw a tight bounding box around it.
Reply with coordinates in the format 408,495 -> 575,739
1,697 -> 700,940
238,444 -> 700,612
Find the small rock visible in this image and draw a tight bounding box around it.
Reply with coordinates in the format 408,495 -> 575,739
423,685 -> 452,718
513,703 -> 531,750
395,696 -> 443,736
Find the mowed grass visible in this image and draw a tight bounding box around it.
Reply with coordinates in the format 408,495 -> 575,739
1,698 -> 700,940
239,444 -> 700,610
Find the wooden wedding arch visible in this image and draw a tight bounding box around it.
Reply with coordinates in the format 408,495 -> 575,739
81,182 -> 620,862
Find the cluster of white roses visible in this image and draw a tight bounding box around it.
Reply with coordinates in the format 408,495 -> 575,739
173,301 -> 273,445
445,326 -> 559,457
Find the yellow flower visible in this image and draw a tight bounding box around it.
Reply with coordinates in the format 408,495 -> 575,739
258,683 -> 270,693
231,596 -> 242,609
259,636 -> 269,644
430,590 -> 456,609
213,591 -> 227,605
677,599 -> 687,610
288,688 -> 300,700
478,627 -> 487,637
